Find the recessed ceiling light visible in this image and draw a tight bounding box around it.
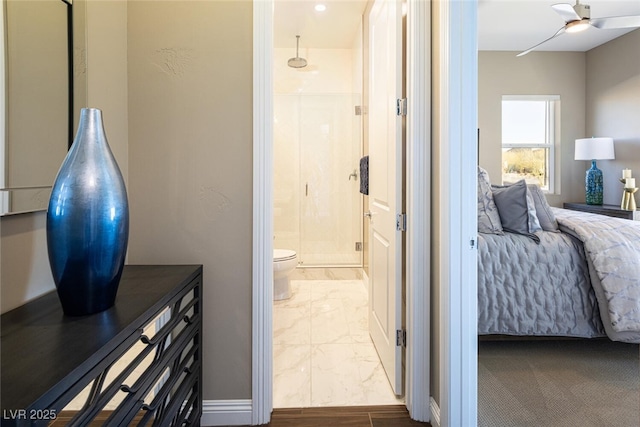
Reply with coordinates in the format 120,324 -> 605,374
314,4 -> 327,12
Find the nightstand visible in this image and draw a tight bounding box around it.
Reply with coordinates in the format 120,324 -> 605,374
563,202 -> 640,221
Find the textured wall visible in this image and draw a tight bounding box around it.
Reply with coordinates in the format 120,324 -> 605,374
0,212 -> 53,313
85,0 -> 128,187
126,1 -> 253,400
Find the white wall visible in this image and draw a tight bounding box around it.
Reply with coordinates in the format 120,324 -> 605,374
275,48 -> 355,94
478,51 -> 586,207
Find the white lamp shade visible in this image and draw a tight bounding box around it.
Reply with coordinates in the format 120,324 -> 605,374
574,137 -> 615,160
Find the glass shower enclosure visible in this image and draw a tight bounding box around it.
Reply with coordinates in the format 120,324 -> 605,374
274,93 -> 363,267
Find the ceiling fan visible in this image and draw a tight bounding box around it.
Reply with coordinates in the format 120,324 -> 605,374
518,1 -> 640,56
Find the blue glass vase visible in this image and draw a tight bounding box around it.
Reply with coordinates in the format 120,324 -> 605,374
47,108 -> 129,316
585,160 -> 604,205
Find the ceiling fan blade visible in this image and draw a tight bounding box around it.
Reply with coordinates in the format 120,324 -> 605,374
517,26 -> 566,57
590,15 -> 640,30
551,3 -> 582,23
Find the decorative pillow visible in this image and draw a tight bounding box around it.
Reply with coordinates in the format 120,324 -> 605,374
491,180 -> 542,238
527,184 -> 559,232
477,167 -> 503,235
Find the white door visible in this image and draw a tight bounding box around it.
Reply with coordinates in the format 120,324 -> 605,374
367,0 -> 403,396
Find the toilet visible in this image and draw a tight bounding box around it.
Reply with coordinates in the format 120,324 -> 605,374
273,249 -> 297,300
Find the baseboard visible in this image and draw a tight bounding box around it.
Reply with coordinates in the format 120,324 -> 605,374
429,397 -> 441,427
200,399 -> 252,426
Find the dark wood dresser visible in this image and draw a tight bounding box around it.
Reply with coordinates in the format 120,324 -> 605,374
1,265 -> 203,426
563,202 -> 640,221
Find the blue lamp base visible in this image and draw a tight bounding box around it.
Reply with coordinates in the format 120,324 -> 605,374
585,160 -> 603,205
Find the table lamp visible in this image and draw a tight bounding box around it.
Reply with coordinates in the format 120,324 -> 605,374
575,137 -> 615,205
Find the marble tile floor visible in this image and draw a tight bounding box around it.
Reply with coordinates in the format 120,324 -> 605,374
289,267 -> 364,281
273,279 -> 404,408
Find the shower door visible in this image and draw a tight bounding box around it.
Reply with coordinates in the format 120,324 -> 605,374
273,93 -> 362,267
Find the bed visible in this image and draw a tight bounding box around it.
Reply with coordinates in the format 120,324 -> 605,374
476,167 -> 640,343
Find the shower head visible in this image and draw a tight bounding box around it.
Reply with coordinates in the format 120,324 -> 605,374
287,35 -> 307,68
288,57 -> 308,69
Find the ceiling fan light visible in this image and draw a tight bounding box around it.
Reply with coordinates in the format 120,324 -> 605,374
566,19 -> 590,33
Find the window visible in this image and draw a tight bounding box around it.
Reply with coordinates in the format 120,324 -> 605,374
501,95 -> 559,192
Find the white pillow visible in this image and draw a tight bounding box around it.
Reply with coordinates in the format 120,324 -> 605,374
527,184 -> 559,232
477,167 -> 503,235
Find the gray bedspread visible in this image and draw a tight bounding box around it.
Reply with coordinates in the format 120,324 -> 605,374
553,207 -> 640,343
478,230 -> 605,338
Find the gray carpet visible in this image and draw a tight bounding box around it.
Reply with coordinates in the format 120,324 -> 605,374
478,339 -> 639,427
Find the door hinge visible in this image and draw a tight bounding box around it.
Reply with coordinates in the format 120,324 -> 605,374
396,98 -> 407,116
396,329 -> 406,347
396,213 -> 407,232
355,242 -> 363,251
355,105 -> 367,116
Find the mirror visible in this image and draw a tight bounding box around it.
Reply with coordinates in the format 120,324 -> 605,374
0,0 -> 86,216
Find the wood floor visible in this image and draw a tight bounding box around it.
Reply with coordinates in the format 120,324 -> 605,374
48,411 -> 145,426
250,405 -> 431,427
49,405 -> 430,426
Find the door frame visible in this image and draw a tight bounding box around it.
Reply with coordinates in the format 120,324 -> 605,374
251,0 -> 435,423
433,1 -> 478,426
